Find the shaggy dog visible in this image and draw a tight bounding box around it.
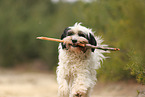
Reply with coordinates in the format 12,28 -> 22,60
57,23 -> 107,97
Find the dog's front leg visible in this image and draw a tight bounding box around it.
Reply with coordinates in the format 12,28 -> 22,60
57,77 -> 69,97
57,79 -> 69,97
57,69 -> 69,97
71,74 -> 91,97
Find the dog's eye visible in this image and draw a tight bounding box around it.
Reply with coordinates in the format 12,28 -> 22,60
78,32 -> 86,37
67,31 -> 74,36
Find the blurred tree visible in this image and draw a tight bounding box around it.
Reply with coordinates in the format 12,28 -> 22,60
0,0 -> 144,83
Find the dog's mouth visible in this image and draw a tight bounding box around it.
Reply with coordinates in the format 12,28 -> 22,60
71,45 -> 78,47
70,43 -> 80,47
69,43 -> 87,53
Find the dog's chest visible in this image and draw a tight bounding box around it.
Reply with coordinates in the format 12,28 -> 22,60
59,49 -> 92,74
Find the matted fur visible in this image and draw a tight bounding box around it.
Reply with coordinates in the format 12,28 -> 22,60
57,23 -> 108,97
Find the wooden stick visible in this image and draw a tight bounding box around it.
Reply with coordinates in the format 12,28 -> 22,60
37,37 -> 64,42
85,44 -> 120,51
36,37 -> 120,51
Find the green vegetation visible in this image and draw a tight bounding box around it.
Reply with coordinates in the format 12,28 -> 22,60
0,0 -> 144,84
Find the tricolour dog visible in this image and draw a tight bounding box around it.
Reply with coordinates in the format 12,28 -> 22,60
57,23 -> 107,97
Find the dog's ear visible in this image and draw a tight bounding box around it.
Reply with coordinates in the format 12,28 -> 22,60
61,27 -> 70,49
87,33 -> 97,52
61,27 -> 70,39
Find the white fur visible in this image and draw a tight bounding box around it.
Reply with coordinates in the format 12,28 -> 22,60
56,23 -> 108,97
69,23 -> 94,35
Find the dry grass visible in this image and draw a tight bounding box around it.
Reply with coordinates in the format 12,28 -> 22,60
0,70 -> 144,97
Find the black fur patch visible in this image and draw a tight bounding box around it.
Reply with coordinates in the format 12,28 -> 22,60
87,33 -> 97,52
61,27 -> 70,49
61,27 -> 70,40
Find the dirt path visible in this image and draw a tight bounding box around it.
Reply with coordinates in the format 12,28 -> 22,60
0,70 -> 144,97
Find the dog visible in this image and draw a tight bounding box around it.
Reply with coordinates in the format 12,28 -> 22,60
57,23 -> 107,97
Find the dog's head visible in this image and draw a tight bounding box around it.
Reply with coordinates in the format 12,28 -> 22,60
61,23 -> 97,52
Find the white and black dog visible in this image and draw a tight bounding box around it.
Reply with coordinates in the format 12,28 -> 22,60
57,23 -> 107,97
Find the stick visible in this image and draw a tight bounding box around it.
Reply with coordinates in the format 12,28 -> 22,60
85,44 -> 120,51
37,37 -> 64,42
36,37 -> 120,51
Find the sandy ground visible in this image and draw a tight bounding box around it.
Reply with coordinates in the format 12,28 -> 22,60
0,70 -> 144,97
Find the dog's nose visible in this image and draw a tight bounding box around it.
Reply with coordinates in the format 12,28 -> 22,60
72,39 -> 77,43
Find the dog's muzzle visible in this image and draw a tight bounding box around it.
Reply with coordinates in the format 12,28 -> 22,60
71,39 -> 80,47
72,39 -> 77,43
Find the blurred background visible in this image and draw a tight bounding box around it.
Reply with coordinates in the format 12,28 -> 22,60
0,0 -> 145,96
